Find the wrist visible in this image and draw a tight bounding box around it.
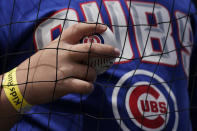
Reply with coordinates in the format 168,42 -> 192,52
3,67 -> 32,113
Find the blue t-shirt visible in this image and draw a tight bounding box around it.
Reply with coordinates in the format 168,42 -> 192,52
0,0 -> 197,130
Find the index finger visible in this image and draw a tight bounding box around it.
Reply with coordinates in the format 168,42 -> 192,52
68,43 -> 120,61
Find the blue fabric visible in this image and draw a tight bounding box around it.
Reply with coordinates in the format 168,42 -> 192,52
0,0 -> 196,130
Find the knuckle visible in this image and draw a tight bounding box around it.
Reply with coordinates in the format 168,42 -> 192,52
90,44 -> 96,53
71,23 -> 85,36
67,45 -> 76,56
86,43 -> 96,55
88,67 -> 96,75
71,24 -> 79,31
70,24 -> 81,35
87,67 -> 97,81
83,44 -> 91,52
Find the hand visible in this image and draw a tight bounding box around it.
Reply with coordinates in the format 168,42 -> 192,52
16,23 -> 120,105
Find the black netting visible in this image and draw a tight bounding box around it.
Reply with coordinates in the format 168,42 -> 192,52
0,0 -> 197,130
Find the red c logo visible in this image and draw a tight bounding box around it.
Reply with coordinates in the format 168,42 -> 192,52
129,85 -> 167,129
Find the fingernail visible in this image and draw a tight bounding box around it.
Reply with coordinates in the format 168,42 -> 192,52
114,48 -> 120,56
100,24 -> 107,30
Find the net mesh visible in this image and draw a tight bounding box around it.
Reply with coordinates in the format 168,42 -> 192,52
0,0 -> 197,130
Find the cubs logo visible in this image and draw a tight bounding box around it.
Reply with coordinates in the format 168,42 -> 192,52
80,34 -> 104,44
112,70 -> 178,131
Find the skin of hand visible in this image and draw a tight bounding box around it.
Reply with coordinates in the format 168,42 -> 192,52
0,23 -> 120,130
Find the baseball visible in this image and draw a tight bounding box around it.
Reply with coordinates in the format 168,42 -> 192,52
81,27 -> 121,74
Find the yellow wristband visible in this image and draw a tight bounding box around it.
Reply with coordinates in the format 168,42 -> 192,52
3,68 -> 32,113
